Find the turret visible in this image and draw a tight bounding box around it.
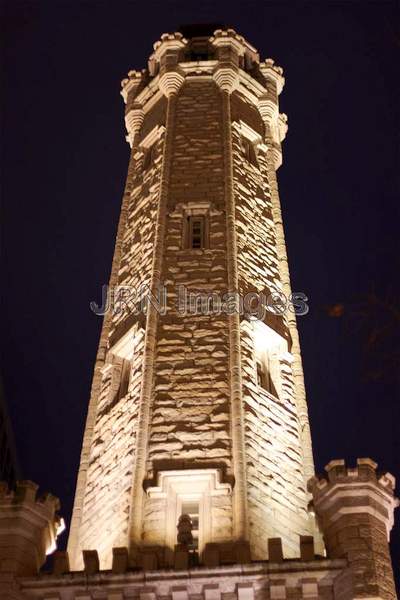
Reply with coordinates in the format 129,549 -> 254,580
308,458 -> 398,600
0,480 -> 64,597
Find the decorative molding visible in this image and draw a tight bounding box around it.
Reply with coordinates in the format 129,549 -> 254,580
139,125 -> 166,150
159,71 -> 185,97
146,469 -> 232,558
237,120 -> 263,145
213,67 -> 239,94
147,469 -> 232,498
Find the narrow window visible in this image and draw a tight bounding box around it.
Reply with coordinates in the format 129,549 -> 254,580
181,500 -> 200,551
242,137 -> 258,166
118,358 -> 131,400
256,354 -> 276,396
110,356 -> 131,404
143,145 -> 154,170
256,359 -> 266,389
187,216 -> 205,249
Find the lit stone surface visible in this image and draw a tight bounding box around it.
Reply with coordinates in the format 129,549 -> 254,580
3,26 -> 395,600
63,30 -> 398,588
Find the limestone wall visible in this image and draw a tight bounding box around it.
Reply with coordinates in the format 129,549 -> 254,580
229,88 -> 312,558
147,81 -> 232,476
69,111 -> 165,568
75,328 -> 145,567
142,80 -> 234,548
240,320 -> 311,559
68,29 -> 318,569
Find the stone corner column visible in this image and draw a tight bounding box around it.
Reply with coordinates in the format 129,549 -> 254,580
153,32 -> 187,98
127,33 -> 186,559
0,480 -> 64,581
257,63 -> 315,507
121,68 -> 145,147
308,458 -> 399,600
258,58 -> 287,170
210,28 -> 248,543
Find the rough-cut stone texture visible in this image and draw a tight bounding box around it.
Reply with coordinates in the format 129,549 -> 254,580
149,80 -> 230,470
240,320 -> 311,559
60,27 -> 398,597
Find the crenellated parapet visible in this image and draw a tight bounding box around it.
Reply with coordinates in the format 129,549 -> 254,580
0,480 -> 64,579
308,458 -> 399,600
15,537 -> 349,600
119,27 -> 287,166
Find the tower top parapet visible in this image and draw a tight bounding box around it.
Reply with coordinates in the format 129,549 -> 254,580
308,457 -> 397,494
120,27 -> 284,99
120,27 -> 286,161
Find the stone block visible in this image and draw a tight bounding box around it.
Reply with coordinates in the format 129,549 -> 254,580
301,580 -> 318,598
141,551 -> 158,571
235,540 -> 251,564
140,593 -> 157,600
269,581 -> 286,599
172,588 -> 188,600
174,547 -> 189,570
52,551 -> 70,575
112,547 -> 128,574
300,536 -> 314,561
268,538 -> 283,562
204,585 -> 221,600
82,550 -> 99,575
237,584 -> 254,600
203,543 -> 219,567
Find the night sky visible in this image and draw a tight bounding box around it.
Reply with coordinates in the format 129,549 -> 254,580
2,0 -> 399,585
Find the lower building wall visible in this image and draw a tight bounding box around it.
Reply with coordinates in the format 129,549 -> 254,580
14,559 -> 349,600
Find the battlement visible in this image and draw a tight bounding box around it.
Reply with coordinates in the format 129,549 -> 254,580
308,457 -> 397,494
0,480 -> 61,513
31,536 -> 344,600
308,458 -> 398,599
120,28 -> 284,100
0,480 -> 64,578
52,535 -> 324,576
18,555 -> 348,600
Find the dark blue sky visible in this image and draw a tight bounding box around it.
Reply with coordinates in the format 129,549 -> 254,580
2,0 -> 399,584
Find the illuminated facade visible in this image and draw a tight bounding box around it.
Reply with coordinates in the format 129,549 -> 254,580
0,26 -> 398,600
67,24 -> 319,571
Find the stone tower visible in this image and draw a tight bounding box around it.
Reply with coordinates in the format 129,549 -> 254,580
2,25 -> 398,600
67,25 -> 316,569
61,29 -> 397,595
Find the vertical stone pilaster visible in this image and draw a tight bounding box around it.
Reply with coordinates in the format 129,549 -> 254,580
212,30 -> 248,542
258,87 -> 315,491
127,35 -> 186,554
128,89 -> 181,552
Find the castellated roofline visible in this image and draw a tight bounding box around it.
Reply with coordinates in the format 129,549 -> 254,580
120,28 -> 287,167
120,27 -> 285,101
